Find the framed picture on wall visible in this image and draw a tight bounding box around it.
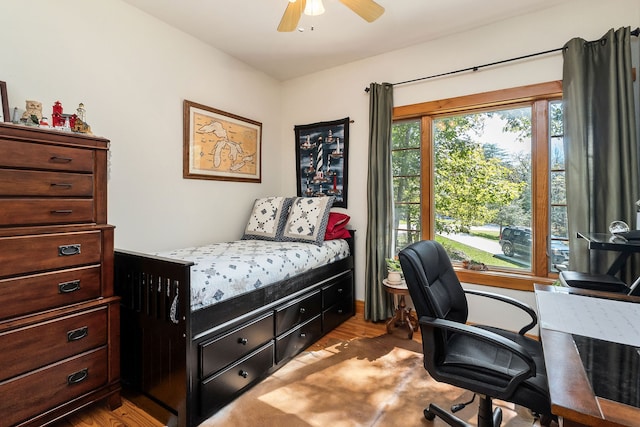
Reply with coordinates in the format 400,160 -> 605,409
0,81 -> 9,122
294,117 -> 349,208
183,100 -> 262,182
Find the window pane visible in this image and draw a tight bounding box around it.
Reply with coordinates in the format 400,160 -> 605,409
433,108 -> 532,271
393,176 -> 421,203
392,120 -> 421,149
551,171 -> 566,205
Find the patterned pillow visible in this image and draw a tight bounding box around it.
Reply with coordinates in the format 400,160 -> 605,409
242,196 -> 293,241
281,196 -> 335,245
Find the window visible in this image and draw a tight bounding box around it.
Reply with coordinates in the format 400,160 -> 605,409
391,82 -> 564,290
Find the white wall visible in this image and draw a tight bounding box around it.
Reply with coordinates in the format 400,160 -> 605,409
281,0 -> 640,328
0,0 -> 282,253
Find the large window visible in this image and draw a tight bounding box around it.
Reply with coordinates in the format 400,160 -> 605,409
392,82 -> 564,290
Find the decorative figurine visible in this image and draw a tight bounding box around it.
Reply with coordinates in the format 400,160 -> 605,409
21,100 -> 43,122
52,101 -> 64,127
76,103 -> 86,122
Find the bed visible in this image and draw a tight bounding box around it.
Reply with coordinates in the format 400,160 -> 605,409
114,196 -> 355,427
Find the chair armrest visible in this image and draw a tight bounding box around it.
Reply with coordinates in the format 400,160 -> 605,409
464,288 -> 538,335
420,316 -> 536,398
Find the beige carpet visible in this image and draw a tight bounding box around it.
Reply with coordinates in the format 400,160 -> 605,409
200,333 -> 537,427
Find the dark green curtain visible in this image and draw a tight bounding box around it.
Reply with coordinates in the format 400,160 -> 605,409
563,27 -> 639,282
365,82 -> 394,321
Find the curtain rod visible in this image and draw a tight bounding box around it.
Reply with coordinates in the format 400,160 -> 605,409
364,27 -> 640,92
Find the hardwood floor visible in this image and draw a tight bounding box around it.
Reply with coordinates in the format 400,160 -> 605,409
50,301 -> 414,427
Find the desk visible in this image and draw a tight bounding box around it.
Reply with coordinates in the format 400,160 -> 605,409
535,284 -> 640,426
577,232 -> 640,276
382,279 -> 419,339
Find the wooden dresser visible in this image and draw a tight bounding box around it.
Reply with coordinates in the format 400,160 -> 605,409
0,123 -> 120,426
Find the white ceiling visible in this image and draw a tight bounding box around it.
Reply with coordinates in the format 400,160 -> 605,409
120,0 -> 570,81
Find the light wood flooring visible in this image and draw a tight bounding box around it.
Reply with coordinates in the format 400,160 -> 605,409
50,302 -> 414,427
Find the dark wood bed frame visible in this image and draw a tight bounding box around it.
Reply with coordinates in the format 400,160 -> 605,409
114,232 -> 355,427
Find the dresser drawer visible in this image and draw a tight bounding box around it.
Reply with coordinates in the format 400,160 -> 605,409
200,312 -> 274,378
275,315 -> 322,364
0,169 -> 93,197
0,231 -> 102,278
0,306 -> 108,381
0,265 -> 102,320
0,138 -> 94,172
0,198 -> 95,226
0,346 -> 108,427
275,290 -> 322,336
200,341 -> 273,414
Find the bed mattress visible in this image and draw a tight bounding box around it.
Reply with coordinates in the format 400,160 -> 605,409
156,239 -> 350,311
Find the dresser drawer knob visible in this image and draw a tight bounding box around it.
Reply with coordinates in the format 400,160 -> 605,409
58,280 -> 81,293
239,370 -> 249,378
67,326 -> 89,342
299,307 -> 306,314
238,337 -> 248,345
59,244 -> 81,256
50,155 -> 73,163
67,368 -> 88,385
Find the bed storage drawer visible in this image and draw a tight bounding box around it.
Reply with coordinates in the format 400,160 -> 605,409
200,341 -> 274,413
0,169 -> 94,197
275,315 -> 322,364
0,306 -> 108,381
323,296 -> 354,332
0,138 -> 94,172
0,230 -> 102,278
275,290 -> 322,336
322,272 -> 353,308
200,312 -> 274,378
0,346 -> 108,427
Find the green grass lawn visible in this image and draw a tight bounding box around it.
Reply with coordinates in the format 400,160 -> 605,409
435,235 -> 518,268
469,229 -> 500,241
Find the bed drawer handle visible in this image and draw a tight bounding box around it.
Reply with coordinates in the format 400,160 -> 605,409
337,288 -> 344,293
239,370 -> 249,378
238,337 -> 248,345
337,309 -> 344,314
67,326 -> 88,342
59,244 -> 81,256
299,332 -> 307,338
58,280 -> 81,293
299,307 -> 306,314
67,368 -> 88,385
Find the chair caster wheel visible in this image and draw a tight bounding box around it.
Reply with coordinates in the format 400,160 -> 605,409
424,408 -> 436,421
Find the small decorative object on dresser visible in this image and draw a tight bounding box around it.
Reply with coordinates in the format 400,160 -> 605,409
0,122 -> 121,426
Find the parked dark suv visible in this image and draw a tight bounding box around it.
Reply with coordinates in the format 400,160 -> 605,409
499,226 -> 569,267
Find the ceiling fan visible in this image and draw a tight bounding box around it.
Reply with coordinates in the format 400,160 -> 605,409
278,0 -> 385,32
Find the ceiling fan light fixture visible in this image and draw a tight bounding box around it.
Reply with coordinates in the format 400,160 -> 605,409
304,0 -> 325,16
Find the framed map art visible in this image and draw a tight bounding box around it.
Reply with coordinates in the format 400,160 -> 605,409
295,117 -> 349,208
183,100 -> 261,182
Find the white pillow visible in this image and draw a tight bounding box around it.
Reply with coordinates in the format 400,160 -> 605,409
281,196 -> 335,245
242,196 -> 293,241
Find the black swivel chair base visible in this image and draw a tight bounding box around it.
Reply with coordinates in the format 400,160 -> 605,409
423,395 -> 502,427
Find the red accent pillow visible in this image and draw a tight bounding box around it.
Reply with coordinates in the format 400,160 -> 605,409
324,212 -> 351,240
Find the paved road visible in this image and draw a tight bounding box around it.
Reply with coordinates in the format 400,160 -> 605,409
441,227 -> 531,267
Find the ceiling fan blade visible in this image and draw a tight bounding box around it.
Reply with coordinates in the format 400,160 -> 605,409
339,0 -> 385,23
278,0 -> 307,32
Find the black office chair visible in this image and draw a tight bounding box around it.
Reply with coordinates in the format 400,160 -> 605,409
399,240 -> 553,427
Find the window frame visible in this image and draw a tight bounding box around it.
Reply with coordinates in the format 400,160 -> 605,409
393,81 -> 563,291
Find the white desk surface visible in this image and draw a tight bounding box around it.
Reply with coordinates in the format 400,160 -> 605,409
536,290 -> 640,347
